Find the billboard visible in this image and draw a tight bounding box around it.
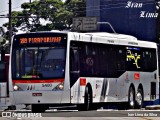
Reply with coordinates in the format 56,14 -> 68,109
86,0 -> 158,42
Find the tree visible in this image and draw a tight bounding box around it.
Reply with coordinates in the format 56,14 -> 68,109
3,0 -> 86,32
2,0 -> 85,53
0,27 -> 10,54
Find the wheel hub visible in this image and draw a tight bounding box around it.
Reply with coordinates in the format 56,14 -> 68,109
129,89 -> 134,107
136,92 -> 142,105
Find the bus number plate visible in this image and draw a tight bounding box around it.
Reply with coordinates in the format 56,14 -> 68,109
32,93 -> 42,96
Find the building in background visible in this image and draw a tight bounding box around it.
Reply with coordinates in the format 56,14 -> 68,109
86,0 -> 158,42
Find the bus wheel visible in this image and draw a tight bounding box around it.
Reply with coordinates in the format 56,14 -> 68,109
84,86 -> 92,111
135,89 -> 143,109
128,87 -> 135,109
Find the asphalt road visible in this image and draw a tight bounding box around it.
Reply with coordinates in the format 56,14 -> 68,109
0,117 -> 160,120
1,109 -> 160,120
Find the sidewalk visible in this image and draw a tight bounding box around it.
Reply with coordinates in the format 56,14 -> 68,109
0,105 -> 26,111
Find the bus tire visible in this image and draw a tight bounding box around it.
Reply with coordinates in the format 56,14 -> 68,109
135,88 -> 143,109
84,86 -> 92,111
128,86 -> 135,109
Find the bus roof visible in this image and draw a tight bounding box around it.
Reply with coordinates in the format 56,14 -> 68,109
68,32 -> 157,49
14,31 -> 157,49
83,32 -> 137,41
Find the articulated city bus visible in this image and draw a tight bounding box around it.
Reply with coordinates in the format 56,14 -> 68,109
9,31 -> 159,112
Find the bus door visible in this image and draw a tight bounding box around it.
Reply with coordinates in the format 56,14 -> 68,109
0,61 -> 7,104
70,43 -> 80,102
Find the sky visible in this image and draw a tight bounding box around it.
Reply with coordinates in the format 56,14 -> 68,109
0,0 -> 30,26
0,0 -> 66,27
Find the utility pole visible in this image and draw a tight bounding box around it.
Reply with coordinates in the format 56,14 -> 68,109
9,0 -> 12,44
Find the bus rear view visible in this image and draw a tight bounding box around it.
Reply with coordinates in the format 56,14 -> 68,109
10,32 -> 68,112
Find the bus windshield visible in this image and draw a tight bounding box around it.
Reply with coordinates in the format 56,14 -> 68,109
12,46 -> 66,79
11,33 -> 67,79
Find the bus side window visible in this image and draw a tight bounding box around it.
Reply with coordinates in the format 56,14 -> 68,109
70,48 -> 79,72
117,49 -> 125,71
70,42 -> 80,87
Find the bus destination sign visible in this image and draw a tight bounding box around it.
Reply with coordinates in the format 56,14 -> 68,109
20,37 -> 62,44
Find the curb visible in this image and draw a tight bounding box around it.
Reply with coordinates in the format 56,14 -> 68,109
145,105 -> 160,110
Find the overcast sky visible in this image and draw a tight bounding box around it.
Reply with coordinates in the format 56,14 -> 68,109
0,0 -> 34,27
0,0 -> 66,27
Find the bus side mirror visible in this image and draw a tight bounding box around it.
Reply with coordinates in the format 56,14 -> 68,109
0,61 -> 6,82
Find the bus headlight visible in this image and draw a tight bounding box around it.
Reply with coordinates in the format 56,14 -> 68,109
58,84 -> 64,90
13,85 -> 22,91
52,83 -> 64,91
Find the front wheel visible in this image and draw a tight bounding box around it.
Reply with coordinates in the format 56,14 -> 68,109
84,86 -> 92,110
78,85 -> 92,111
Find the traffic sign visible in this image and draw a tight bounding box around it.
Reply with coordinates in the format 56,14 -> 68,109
72,17 -> 97,31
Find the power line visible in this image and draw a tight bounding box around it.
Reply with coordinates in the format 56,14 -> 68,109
0,16 -> 49,18
0,0 -> 157,15
0,1 -> 157,17
0,2 -> 157,19
0,6 -> 22,14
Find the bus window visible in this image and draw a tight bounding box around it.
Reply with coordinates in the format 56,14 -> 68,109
41,48 -> 65,78
142,50 -> 157,72
70,42 -> 80,87
117,49 -> 125,71
70,48 -> 79,72
12,47 -> 66,79
126,47 -> 142,71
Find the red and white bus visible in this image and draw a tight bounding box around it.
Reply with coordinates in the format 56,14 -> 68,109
9,31 -> 159,112
0,54 -> 12,108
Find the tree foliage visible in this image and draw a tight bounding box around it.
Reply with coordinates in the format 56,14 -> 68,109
3,0 -> 86,32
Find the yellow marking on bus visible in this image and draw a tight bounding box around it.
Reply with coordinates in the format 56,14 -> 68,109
127,50 -> 141,68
